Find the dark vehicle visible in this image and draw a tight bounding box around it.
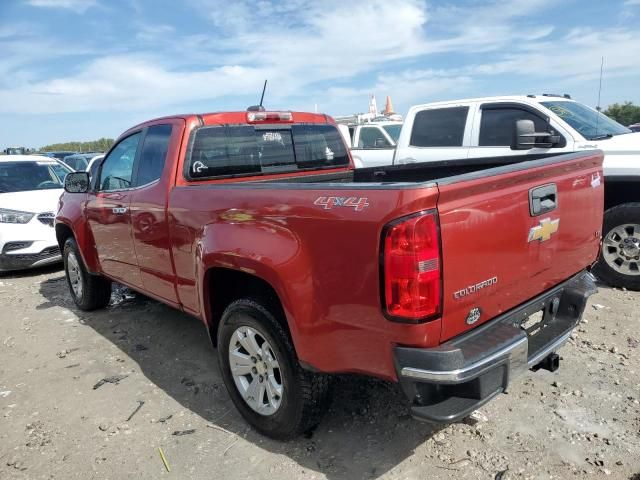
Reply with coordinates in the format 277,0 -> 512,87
43,151 -> 77,161
62,153 -> 102,171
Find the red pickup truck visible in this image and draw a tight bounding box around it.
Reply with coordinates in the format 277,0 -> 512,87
56,109 -> 603,439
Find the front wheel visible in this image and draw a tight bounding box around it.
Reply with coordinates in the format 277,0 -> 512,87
593,203 -> 640,290
63,238 -> 112,310
217,299 -> 331,439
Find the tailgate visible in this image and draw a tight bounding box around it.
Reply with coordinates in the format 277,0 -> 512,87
437,151 -> 603,342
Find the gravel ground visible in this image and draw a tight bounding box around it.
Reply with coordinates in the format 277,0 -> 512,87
0,266 -> 639,479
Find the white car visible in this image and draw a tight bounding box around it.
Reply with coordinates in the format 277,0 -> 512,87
86,154 -> 104,179
0,155 -> 72,272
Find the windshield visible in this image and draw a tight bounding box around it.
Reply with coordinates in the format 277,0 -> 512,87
0,161 -> 71,193
541,101 -> 631,140
382,124 -> 402,142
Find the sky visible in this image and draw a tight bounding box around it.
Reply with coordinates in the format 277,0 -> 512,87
1,0 -> 639,148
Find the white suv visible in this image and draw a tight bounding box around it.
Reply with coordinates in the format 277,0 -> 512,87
0,155 -> 72,272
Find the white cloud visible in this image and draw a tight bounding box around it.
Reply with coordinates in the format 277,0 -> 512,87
624,0 -> 640,5
0,55 -> 268,113
25,0 -> 97,12
1,0 -> 639,120
135,24 -> 175,42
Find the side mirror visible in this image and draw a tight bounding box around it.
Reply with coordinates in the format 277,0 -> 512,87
514,119 -> 561,150
374,138 -> 388,148
64,172 -> 90,193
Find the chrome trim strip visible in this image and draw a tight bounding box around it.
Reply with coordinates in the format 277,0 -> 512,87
400,336 -> 528,382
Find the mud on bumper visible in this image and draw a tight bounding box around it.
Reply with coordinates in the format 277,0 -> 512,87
394,271 -> 597,423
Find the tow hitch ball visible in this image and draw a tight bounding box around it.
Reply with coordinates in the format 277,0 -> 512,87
534,352 -> 560,372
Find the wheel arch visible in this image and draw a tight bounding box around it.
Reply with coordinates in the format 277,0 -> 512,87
604,177 -> 640,210
204,267 -> 295,351
55,222 -> 74,251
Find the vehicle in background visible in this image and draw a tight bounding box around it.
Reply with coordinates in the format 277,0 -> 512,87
86,154 -> 105,178
3,147 -> 30,155
0,155 -> 72,272
57,108 -> 602,438
340,121 -> 403,168
630,123 -> 640,133
61,153 -> 102,171
356,94 -> 640,290
43,151 -> 78,161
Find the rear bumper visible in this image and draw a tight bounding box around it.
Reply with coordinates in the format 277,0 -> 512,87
394,270 -> 596,423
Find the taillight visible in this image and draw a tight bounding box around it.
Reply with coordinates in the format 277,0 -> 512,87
246,111 -> 293,123
382,211 -> 441,322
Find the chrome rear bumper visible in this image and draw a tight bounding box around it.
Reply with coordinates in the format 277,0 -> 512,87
394,271 -> 597,423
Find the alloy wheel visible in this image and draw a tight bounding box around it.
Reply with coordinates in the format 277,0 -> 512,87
228,325 -> 283,415
67,251 -> 84,298
602,223 -> 640,276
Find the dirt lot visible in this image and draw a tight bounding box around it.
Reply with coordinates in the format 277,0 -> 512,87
0,266 -> 639,480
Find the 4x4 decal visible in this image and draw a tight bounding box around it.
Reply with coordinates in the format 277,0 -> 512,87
314,196 -> 370,211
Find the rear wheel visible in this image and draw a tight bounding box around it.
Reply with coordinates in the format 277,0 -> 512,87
217,298 -> 331,439
593,203 -> 640,290
63,238 -> 112,310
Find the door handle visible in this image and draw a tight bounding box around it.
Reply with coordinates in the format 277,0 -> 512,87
112,206 -> 128,215
529,184 -> 557,216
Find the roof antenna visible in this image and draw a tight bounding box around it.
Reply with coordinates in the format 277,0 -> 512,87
595,57 -> 604,137
247,80 -> 268,112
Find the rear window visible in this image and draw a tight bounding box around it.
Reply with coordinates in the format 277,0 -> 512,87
187,124 -> 349,179
409,107 -> 468,147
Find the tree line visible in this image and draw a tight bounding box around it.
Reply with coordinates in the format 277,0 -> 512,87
38,137 -> 115,153
603,102 -> 640,126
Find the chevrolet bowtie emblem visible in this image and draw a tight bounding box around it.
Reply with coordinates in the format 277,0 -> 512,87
528,218 -> 559,242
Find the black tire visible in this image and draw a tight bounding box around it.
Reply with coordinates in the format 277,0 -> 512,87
592,203 -> 640,291
217,298 -> 331,440
63,238 -> 112,310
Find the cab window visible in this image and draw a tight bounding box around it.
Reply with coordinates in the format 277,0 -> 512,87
410,107 -> 468,147
479,108 -> 548,146
98,133 -> 141,191
358,127 -> 391,148
135,125 -> 172,186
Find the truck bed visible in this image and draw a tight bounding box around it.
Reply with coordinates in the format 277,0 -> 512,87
252,152 -> 564,186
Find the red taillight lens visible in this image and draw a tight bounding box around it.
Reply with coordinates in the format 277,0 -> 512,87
246,111 -> 293,122
383,211 -> 441,321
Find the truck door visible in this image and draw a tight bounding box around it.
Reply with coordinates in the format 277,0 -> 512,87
467,102 -> 574,160
86,132 -> 143,287
129,122 -> 182,306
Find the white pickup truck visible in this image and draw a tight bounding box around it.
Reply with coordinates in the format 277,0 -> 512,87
338,121 -> 401,168
355,94 -> 640,290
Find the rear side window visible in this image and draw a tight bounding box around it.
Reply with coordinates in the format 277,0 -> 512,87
136,124 -> 172,186
358,126 -> 391,148
479,108 -> 548,146
187,124 -> 349,179
409,107 -> 468,147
